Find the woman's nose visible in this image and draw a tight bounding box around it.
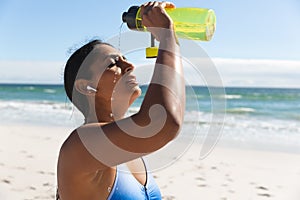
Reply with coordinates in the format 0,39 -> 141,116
118,57 -> 134,74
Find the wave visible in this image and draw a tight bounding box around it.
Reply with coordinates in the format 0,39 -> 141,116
224,94 -> 242,99
43,89 -> 57,94
1,99 -> 299,149
23,86 -> 35,91
226,107 -> 256,114
0,100 -> 74,126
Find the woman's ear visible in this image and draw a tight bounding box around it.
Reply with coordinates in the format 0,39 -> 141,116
74,79 -> 94,96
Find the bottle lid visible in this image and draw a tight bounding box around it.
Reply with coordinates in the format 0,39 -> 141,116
122,6 -> 140,30
146,47 -> 158,58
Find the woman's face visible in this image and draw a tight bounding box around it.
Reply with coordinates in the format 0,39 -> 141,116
89,44 -> 142,112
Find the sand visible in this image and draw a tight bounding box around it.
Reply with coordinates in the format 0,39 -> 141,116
0,123 -> 300,200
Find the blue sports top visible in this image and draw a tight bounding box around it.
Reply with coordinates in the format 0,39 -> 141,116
107,161 -> 161,200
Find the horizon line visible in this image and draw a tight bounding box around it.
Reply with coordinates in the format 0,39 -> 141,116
0,82 -> 299,90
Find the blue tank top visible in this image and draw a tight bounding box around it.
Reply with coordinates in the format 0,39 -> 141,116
107,161 -> 161,200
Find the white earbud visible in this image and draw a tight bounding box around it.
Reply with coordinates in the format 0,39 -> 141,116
86,85 -> 97,92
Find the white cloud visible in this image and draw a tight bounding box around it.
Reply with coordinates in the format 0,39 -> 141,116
0,60 -> 65,84
212,58 -> 300,88
1,58 -> 300,88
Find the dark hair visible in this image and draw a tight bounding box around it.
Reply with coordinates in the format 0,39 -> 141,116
64,39 -> 101,101
63,39 -> 111,116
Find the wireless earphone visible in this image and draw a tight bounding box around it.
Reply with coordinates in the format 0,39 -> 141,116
86,85 -> 97,92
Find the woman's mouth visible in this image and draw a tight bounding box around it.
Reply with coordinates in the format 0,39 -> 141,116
125,75 -> 139,85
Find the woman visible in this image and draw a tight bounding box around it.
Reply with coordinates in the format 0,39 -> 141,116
57,1 -> 185,199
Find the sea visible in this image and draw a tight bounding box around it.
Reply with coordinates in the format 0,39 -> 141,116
0,84 -> 300,154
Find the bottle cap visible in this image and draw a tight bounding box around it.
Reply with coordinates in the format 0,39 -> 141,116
122,6 -> 140,30
146,47 -> 158,58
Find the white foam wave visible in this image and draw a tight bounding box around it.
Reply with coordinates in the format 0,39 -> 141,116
43,89 -> 56,94
217,94 -> 242,99
226,107 -> 256,114
224,94 -> 242,99
0,100 -> 74,126
1,100 -> 299,150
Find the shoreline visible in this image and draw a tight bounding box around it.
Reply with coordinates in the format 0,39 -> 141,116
0,123 -> 300,199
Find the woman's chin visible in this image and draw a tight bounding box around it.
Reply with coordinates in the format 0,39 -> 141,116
129,86 -> 142,105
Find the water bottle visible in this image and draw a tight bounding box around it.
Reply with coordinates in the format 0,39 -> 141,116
122,6 -> 216,41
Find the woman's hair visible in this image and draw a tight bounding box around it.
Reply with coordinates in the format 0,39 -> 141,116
64,39 -> 111,116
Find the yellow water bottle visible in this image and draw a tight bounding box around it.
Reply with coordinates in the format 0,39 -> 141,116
122,6 -> 216,41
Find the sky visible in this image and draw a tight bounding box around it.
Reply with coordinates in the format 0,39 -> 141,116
0,0 -> 300,87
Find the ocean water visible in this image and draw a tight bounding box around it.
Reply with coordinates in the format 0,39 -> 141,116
0,84 -> 300,153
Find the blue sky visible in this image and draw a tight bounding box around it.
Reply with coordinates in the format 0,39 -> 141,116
0,0 -> 300,86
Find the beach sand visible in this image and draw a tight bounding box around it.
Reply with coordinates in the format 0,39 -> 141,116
1,124 -> 300,200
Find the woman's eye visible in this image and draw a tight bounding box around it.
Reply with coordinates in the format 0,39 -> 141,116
107,62 -> 116,69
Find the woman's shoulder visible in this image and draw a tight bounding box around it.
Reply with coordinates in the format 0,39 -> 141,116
58,128 -> 109,174
60,129 -> 79,152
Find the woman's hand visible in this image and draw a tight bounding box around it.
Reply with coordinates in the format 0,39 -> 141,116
140,1 -> 176,41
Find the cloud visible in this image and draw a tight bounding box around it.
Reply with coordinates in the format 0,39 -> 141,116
212,58 -> 300,88
0,60 -> 65,84
1,58 -> 300,88
180,57 -> 300,88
